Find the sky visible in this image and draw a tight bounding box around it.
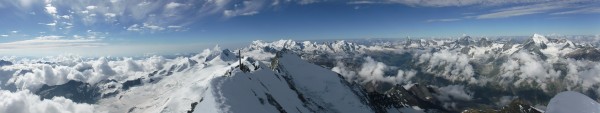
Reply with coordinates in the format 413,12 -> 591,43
0,0 -> 599,56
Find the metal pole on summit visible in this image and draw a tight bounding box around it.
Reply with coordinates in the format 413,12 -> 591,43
238,50 -> 242,67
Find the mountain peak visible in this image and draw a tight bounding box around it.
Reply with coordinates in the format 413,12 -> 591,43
532,34 -> 549,44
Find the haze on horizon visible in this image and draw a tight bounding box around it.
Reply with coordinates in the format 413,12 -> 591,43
0,0 -> 599,56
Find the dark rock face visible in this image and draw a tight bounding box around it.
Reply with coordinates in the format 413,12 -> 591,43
519,41 -> 548,60
457,36 -> 473,46
122,78 -> 143,90
367,84 -> 448,113
0,60 -> 13,67
477,38 -> 493,47
462,99 -> 542,113
35,80 -> 102,104
565,47 -> 600,61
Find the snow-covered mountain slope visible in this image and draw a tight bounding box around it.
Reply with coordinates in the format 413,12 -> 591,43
33,49 -> 372,113
546,91 -> 600,113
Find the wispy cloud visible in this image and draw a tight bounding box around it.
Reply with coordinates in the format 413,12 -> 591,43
222,1 -> 263,18
552,7 -> 600,15
475,2 -> 569,19
348,0 -> 544,7
422,1 -> 599,21
0,35 -> 106,49
418,0 -> 599,22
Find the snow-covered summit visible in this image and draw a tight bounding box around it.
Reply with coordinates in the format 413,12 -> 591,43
532,33 -> 549,45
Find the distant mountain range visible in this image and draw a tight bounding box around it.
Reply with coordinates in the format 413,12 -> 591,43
1,34 -> 600,113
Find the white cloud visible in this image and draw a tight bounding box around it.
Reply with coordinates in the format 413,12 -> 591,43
126,24 -> 141,31
416,50 -> 476,83
496,96 -> 516,107
165,2 -> 183,9
0,90 -> 99,113
395,69 -> 417,83
332,61 -> 358,82
126,23 -> 167,32
37,35 -> 63,40
104,13 -> 116,18
1,35 -> 7,37
434,85 -> 473,110
142,23 -> 165,31
358,57 -> 388,83
44,4 -> 57,15
334,56 -> 418,85
85,5 -> 96,10
46,22 -> 56,26
11,31 -> 18,34
2,54 -> 169,91
435,85 -> 473,101
60,15 -> 69,19
167,25 -> 182,29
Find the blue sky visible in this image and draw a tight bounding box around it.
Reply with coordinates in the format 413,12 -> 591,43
0,0 -> 599,56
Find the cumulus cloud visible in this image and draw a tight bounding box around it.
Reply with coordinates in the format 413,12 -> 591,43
44,4 -> 57,15
358,57 -> 388,83
332,56 -> 417,85
332,61 -> 358,82
0,52 -> 189,92
493,51 -> 565,91
435,85 -> 473,101
567,60 -> 600,91
0,90 -> 99,113
495,96 -> 516,107
433,85 -> 473,110
416,50 -> 476,83
395,69 -> 417,83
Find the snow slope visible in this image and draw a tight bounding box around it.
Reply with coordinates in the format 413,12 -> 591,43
546,91 -> 600,113
93,50 -> 373,113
